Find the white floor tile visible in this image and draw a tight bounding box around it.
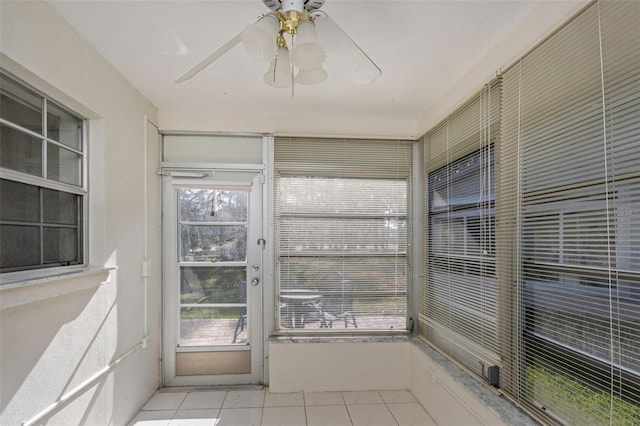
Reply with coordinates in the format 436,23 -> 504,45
303,392 -> 345,406
142,392 -> 188,411
342,391 -> 384,405
170,409 -> 220,425
261,406 -> 307,426
129,388 -> 432,426
128,410 -> 175,426
264,392 -> 305,407
306,405 -> 352,426
378,391 -> 416,404
217,407 -> 262,426
347,404 -> 398,426
387,403 -> 436,426
180,391 -> 227,409
222,389 -> 265,408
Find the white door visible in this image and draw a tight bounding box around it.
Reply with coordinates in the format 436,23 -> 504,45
162,171 -> 263,386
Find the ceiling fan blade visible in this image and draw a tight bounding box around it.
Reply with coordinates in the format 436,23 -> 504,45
175,32 -> 243,83
312,11 -> 381,84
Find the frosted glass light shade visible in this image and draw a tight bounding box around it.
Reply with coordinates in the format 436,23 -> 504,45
263,46 -> 292,88
290,20 -> 326,70
295,66 -> 328,85
242,14 -> 280,62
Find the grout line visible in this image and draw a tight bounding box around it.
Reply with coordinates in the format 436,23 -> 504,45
220,390 -> 229,412
380,395 -> 400,426
133,389 -> 431,426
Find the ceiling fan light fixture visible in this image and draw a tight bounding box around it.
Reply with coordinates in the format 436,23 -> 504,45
295,65 -> 328,85
281,0 -> 306,13
263,45 -> 293,88
175,0 -> 381,89
242,13 -> 280,62
290,20 -> 325,70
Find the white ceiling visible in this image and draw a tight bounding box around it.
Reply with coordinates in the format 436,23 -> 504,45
48,0 -> 581,137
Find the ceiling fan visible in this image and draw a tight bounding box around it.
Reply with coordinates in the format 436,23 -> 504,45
175,0 -> 381,88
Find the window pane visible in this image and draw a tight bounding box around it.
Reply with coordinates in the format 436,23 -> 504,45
43,188 -> 79,225
278,177 -> 407,215
429,148 -> 495,212
430,211 -> 494,258
180,225 -> 247,262
47,143 -> 81,186
0,74 -> 86,273
279,257 -> 407,330
0,179 -> 40,223
181,267 -> 246,304
276,173 -> 409,332
279,217 -> 407,256
43,227 -> 79,265
0,74 -> 42,134
0,225 -> 40,270
0,124 -> 43,177
179,189 -> 248,222
425,143 -> 499,374
180,307 -> 247,346
47,101 -> 82,150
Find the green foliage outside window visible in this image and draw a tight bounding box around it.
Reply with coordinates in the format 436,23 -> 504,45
527,367 -> 640,425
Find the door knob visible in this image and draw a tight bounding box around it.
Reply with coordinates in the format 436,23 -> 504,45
251,277 -> 260,286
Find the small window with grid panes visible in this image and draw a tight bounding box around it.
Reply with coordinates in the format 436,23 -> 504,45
0,71 -> 85,273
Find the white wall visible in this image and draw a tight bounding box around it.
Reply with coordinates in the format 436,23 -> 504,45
0,2 -> 161,425
269,342 -> 409,393
269,340 -> 521,425
409,344 -> 507,426
159,109 -> 417,140
416,0 -> 586,136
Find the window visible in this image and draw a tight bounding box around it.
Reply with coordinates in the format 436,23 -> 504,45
177,187 -> 249,346
274,137 -> 412,332
0,71 -> 85,273
422,82 -> 500,382
497,1 -> 640,423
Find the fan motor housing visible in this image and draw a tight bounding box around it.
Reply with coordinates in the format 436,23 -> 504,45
262,0 -> 326,13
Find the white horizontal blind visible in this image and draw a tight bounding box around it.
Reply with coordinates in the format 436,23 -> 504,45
496,49 -> 524,404
421,81 -> 502,380
500,1 -> 640,423
274,137 -> 412,332
275,137 -> 412,178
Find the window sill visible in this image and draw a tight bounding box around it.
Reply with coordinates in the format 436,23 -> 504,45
269,333 -> 411,344
411,338 -> 539,426
0,266 -> 114,309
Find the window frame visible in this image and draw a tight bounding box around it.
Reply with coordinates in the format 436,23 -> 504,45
273,137 -> 413,335
424,143 -> 500,377
275,174 -> 411,333
0,69 -> 88,277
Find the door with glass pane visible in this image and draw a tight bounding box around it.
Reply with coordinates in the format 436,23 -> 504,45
162,173 -> 263,386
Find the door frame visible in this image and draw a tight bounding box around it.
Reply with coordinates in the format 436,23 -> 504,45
161,168 -> 265,387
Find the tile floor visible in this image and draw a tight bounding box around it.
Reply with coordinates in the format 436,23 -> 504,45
129,388 -> 437,426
